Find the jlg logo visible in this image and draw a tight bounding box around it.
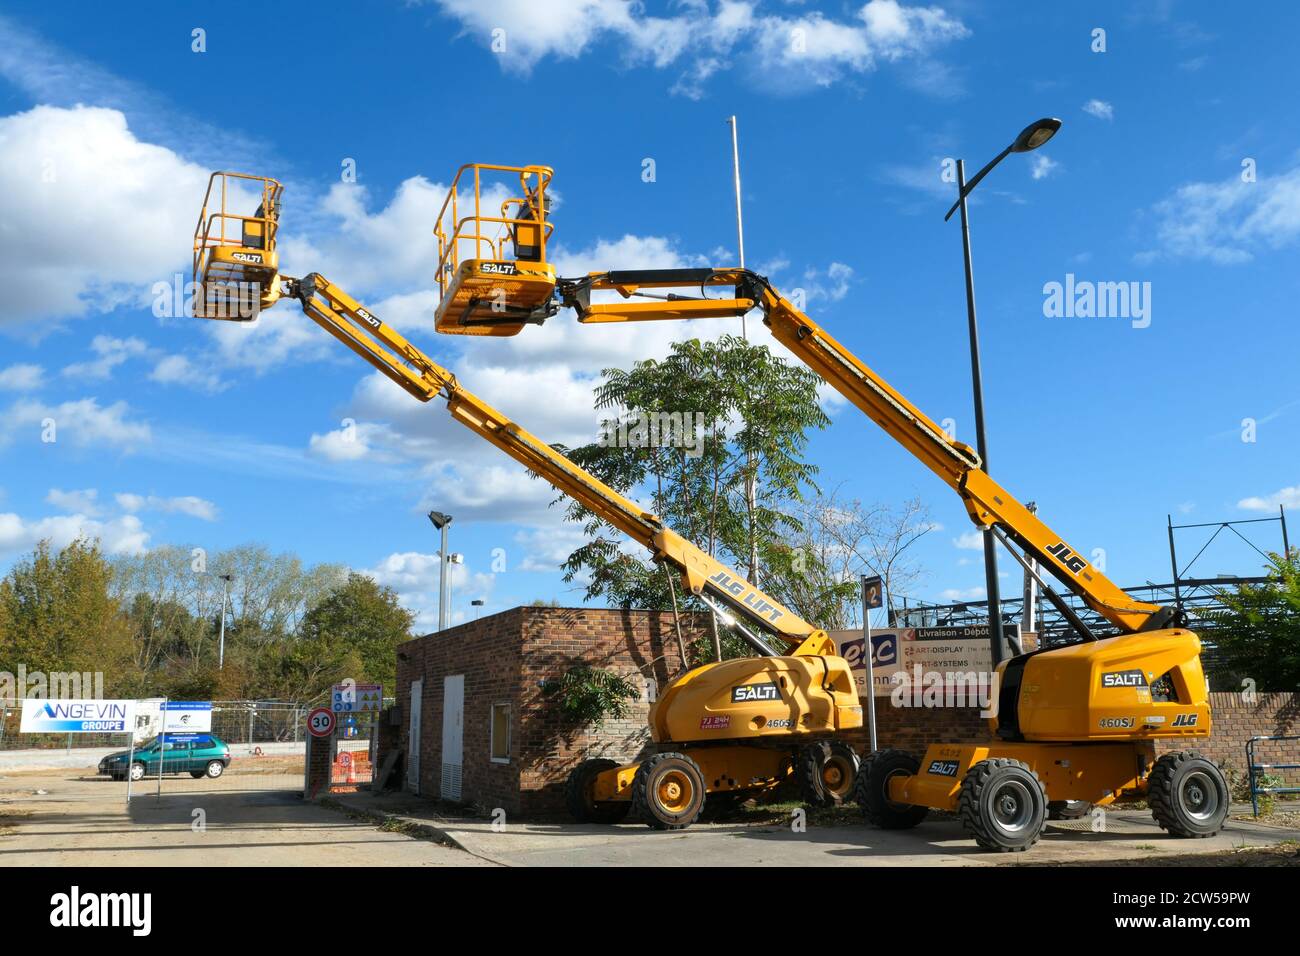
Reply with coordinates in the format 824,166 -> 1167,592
1172,713 -> 1199,727
1046,542 -> 1087,574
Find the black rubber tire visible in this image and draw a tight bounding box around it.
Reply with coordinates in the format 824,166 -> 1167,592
189,771 -> 205,779
129,762 -> 146,782
797,741 -> 860,807
205,760 -> 224,778
853,748 -> 930,829
1148,750 -> 1229,838
564,758 -> 631,824
1047,800 -> 1092,821
631,752 -> 706,830
958,757 -> 1048,852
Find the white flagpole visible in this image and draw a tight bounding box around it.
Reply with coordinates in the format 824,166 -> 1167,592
726,115 -> 747,337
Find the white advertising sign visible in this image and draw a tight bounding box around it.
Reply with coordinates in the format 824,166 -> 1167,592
162,702 -> 213,732
20,699 -> 137,734
834,625 -> 1010,697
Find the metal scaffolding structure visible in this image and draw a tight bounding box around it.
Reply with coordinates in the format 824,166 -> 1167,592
893,509 -> 1290,665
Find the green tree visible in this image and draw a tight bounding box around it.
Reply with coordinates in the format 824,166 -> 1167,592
289,573 -> 415,698
0,538 -> 134,692
554,335 -> 832,662
1208,551 -> 1300,691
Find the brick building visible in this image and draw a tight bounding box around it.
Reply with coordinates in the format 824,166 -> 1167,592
393,606 -> 706,816
388,605 -> 1299,818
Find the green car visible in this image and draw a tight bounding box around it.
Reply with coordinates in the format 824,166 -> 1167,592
99,734 -> 232,782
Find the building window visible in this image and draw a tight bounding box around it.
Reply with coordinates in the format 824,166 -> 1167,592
490,701 -> 511,763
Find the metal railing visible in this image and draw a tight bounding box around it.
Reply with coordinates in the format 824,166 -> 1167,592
192,171 -> 283,317
1246,735 -> 1300,816
433,163 -> 554,294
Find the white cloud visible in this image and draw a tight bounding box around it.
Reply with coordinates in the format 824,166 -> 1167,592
61,335 -> 150,381
940,585 -> 985,601
114,493 -> 218,521
801,262 -> 854,302
362,550 -> 496,632
0,364 -> 43,390
45,488 -> 102,516
308,421 -> 388,462
1237,484 -> 1300,512
1082,99 -> 1114,121
0,511 -> 149,557
149,354 -> 226,393
425,0 -> 968,94
1142,165 -> 1300,264
0,105 -> 210,329
952,530 -> 984,550
515,523 -> 591,572
1030,154 -> 1058,180
0,397 -> 151,448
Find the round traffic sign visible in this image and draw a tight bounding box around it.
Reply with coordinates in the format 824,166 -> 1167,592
307,707 -> 335,738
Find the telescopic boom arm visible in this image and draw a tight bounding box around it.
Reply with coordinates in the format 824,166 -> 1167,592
280,271 -> 833,657
557,268 -> 1176,637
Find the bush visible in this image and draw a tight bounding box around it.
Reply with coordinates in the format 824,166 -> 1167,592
542,666 -> 641,726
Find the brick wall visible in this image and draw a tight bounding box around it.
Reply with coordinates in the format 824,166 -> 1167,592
395,608 -> 525,813
515,606 -> 705,815
1155,692 -> 1299,774
391,606 -> 1299,818
394,606 -> 709,816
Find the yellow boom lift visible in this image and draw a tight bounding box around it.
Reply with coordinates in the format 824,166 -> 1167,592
427,168 -> 1231,852
192,168 -> 863,829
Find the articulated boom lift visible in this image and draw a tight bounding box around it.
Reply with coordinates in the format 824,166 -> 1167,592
426,168 -> 1231,851
192,168 -> 863,830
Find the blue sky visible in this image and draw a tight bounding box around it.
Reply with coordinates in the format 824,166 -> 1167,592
0,1 -> 1296,630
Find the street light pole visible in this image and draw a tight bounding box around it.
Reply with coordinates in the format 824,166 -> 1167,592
946,118 -> 1061,666
428,511 -> 453,632
954,157 -> 1007,664
216,573 -> 232,670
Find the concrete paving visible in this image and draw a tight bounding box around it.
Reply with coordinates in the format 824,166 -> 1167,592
0,769 -> 488,867
5,766 -> 1296,868
330,790 -> 1300,867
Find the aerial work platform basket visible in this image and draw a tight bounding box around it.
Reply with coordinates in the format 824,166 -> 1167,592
433,163 -> 558,335
193,171 -> 285,320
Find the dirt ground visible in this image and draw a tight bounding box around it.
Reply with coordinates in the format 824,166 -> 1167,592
0,768 -> 489,867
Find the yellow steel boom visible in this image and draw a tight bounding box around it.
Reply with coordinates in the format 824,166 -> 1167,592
283,272 -> 832,657
557,268 -> 1176,636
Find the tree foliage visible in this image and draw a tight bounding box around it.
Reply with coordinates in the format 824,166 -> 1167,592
542,665 -> 641,725
552,335 -> 835,662
0,538 -> 412,703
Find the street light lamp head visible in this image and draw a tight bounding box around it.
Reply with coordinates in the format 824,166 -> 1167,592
428,510 -> 453,530
1010,117 -> 1062,153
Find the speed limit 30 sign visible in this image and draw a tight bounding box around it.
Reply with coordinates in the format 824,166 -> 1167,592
307,707 -> 336,738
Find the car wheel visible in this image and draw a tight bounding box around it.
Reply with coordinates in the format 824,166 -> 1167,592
129,762 -> 146,781
205,760 -> 225,778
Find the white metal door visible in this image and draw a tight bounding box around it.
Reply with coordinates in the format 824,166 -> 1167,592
441,674 -> 464,801
406,679 -> 423,794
